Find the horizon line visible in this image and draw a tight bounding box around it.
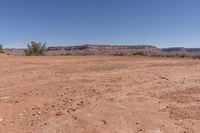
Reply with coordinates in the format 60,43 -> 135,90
3,44 -> 200,49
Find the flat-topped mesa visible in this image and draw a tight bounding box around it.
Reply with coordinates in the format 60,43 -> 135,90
161,47 -> 188,56
4,48 -> 26,55
48,45 -> 88,51
84,44 -> 157,48
161,47 -> 200,56
162,47 -> 185,52
3,45 -> 200,56
48,44 -> 157,50
46,44 -> 160,56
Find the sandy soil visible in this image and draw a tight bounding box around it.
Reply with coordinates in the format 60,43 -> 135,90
0,56 -> 200,133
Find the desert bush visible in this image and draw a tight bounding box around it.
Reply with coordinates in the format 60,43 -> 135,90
132,51 -> 146,56
192,55 -> 200,59
113,52 -> 125,56
150,54 -> 165,57
0,44 -> 4,53
61,53 -> 73,56
164,55 -> 176,58
179,54 -> 189,58
25,41 -> 46,56
79,52 -> 95,56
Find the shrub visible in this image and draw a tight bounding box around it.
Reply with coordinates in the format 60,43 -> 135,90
61,53 -> 73,56
25,41 -> 46,56
192,55 -> 200,59
0,44 -> 4,53
179,54 -> 189,58
113,52 -> 125,56
79,52 -> 95,56
132,51 -> 146,56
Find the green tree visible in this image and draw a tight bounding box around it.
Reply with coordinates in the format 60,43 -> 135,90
0,44 -> 4,53
25,41 -> 46,56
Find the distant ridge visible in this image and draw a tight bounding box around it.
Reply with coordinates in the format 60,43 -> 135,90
3,44 -> 200,57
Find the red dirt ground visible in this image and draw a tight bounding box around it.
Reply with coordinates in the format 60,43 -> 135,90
0,56 -> 200,133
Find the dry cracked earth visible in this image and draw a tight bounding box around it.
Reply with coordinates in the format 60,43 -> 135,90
1,55 -> 200,133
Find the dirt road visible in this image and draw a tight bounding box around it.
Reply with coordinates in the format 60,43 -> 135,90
0,56 -> 200,133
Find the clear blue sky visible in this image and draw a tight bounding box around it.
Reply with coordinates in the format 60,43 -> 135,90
0,0 -> 200,48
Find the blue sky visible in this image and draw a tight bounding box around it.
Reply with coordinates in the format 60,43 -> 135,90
0,0 -> 200,48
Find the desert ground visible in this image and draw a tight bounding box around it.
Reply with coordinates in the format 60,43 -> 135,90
0,55 -> 200,133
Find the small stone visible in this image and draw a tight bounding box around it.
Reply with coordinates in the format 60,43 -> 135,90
15,100 -> 19,103
55,111 -> 62,116
37,111 -> 41,115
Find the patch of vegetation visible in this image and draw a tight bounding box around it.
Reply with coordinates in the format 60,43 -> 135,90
132,51 -> 146,56
192,55 -> 200,59
164,55 -> 176,57
113,52 -> 125,56
164,54 -> 190,58
25,41 -> 46,56
79,52 -> 95,56
61,53 -> 73,56
179,54 -> 189,58
0,44 -> 4,53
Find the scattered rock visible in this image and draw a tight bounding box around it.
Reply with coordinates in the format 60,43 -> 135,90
55,111 -> 62,116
